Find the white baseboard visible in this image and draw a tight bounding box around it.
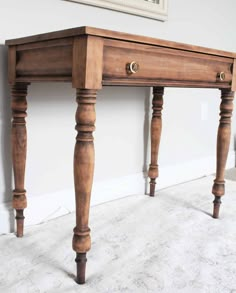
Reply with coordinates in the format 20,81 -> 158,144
0,202 -> 14,234
157,150 -> 235,191
0,150 -> 235,234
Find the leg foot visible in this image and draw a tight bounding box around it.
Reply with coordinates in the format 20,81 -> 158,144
213,196 -> 221,219
75,253 -> 87,284
149,178 -> 156,196
15,209 -> 25,237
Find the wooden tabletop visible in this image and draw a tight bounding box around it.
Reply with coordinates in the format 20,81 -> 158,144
5,26 -> 236,59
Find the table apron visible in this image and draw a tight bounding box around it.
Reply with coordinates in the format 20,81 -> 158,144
12,38 -> 234,89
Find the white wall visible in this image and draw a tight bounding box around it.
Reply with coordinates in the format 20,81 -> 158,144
0,0 -> 235,233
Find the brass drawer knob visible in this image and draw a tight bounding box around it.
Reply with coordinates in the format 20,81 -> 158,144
126,61 -> 140,74
217,72 -> 226,81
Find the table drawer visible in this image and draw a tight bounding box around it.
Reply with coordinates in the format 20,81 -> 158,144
103,40 -> 233,87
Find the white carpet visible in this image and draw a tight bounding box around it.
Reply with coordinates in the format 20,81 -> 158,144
0,173 -> 236,293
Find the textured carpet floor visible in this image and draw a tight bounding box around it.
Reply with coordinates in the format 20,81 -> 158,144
0,171 -> 236,293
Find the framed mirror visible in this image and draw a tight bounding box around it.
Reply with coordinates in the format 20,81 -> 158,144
64,0 -> 168,21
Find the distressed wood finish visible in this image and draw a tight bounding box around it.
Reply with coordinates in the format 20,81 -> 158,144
6,27 -> 235,87
5,26 -> 236,284
72,36 -> 103,89
11,82 -> 29,237
212,89 -> 234,218
5,26 -> 236,58
148,87 -> 164,196
103,39 -> 232,87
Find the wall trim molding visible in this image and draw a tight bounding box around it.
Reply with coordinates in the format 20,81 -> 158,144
0,150 -> 235,234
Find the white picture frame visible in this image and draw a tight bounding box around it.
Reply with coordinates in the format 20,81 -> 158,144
64,0 -> 168,21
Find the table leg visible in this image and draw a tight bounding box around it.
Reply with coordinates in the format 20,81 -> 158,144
212,89 -> 234,218
148,87 -> 164,196
72,89 -> 96,284
11,83 -> 29,237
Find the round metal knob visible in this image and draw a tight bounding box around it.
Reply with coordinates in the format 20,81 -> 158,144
126,61 -> 140,74
217,72 -> 226,81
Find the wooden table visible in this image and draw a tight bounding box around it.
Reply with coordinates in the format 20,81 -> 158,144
5,27 -> 235,284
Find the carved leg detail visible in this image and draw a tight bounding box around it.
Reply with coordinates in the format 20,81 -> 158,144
212,89 -> 234,218
72,89 -> 96,284
11,83 -> 29,237
148,87 -> 164,196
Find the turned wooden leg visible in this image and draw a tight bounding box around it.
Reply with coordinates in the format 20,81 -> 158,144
148,87 -> 164,196
212,89 -> 234,218
72,89 -> 96,284
11,83 -> 29,237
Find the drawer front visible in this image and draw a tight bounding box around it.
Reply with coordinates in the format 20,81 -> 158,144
103,40 -> 233,87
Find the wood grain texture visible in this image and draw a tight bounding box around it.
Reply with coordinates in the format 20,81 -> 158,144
5,26 -> 236,59
15,76 -> 72,83
103,40 -> 233,87
16,37 -> 73,51
148,87 -> 164,196
11,82 -> 29,237
102,79 -> 232,89
212,89 -> 234,218
6,28 -> 234,88
16,45 -> 72,77
72,36 -> 103,89
72,89 -> 96,284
